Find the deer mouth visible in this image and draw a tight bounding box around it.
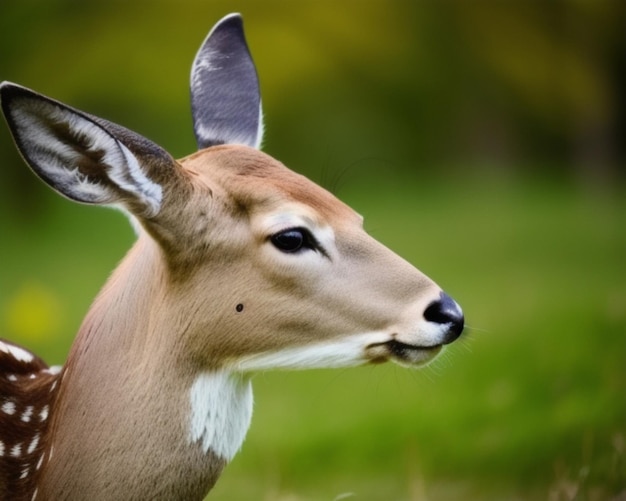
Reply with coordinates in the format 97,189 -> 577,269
365,339 -> 443,367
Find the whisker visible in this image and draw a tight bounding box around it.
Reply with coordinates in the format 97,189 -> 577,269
463,324 -> 491,334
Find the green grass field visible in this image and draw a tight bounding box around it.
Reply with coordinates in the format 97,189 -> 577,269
1,173 -> 624,500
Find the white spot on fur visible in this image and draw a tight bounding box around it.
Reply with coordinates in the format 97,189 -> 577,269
22,405 -> 34,422
189,371 -> 253,461
39,405 -> 49,422
11,443 -> 22,457
2,401 -> 16,415
8,374 -> 18,382
31,488 -> 38,501
0,340 -> 29,362
36,454 -> 44,470
27,434 -> 40,454
20,467 -> 29,479
0,440 -> 5,457
46,365 -> 62,375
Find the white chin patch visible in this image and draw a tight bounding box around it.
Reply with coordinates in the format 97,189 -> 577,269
232,332 -> 389,372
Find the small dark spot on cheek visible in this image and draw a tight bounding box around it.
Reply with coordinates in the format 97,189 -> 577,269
235,304 -> 244,313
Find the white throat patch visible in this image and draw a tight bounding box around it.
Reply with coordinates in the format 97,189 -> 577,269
188,371 -> 253,461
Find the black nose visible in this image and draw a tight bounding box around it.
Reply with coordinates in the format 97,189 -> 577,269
423,292 -> 464,344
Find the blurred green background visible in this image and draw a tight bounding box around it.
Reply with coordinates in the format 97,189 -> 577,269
1,1 -> 625,500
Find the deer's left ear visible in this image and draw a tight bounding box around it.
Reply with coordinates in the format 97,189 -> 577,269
190,13 -> 263,150
0,82 -> 181,219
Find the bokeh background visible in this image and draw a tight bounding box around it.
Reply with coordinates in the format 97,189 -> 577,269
1,1 -> 624,500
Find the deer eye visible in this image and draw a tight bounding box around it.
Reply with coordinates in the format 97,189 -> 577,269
270,228 -> 316,253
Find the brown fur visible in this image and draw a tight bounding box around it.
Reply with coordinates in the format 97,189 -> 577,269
0,340 -> 60,501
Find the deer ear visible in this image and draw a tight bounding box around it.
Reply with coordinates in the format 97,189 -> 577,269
190,13 -> 263,150
0,82 -> 178,218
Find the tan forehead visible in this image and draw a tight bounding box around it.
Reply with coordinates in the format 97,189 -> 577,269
179,145 -> 361,225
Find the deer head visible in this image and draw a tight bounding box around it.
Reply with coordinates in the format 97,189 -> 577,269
0,13 -> 463,500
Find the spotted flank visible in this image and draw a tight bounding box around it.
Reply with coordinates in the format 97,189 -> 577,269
0,339 -> 62,500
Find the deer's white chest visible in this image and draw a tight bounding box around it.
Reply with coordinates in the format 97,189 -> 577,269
188,371 -> 253,461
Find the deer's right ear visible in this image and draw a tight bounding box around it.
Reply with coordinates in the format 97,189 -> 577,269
0,82 -> 180,219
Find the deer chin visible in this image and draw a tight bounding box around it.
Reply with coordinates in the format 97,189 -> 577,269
231,331 -> 447,373
365,339 -> 443,367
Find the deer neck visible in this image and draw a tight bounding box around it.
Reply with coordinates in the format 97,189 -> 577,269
37,235 -> 253,500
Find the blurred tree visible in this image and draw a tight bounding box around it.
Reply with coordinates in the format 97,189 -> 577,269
450,0 -> 625,183
0,0 -> 623,221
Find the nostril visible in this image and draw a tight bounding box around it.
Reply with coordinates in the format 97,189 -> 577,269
424,292 -> 464,343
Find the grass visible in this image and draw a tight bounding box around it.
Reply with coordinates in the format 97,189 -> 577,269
0,172 -> 624,500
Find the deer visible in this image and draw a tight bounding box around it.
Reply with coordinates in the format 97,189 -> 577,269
0,13 -> 464,500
